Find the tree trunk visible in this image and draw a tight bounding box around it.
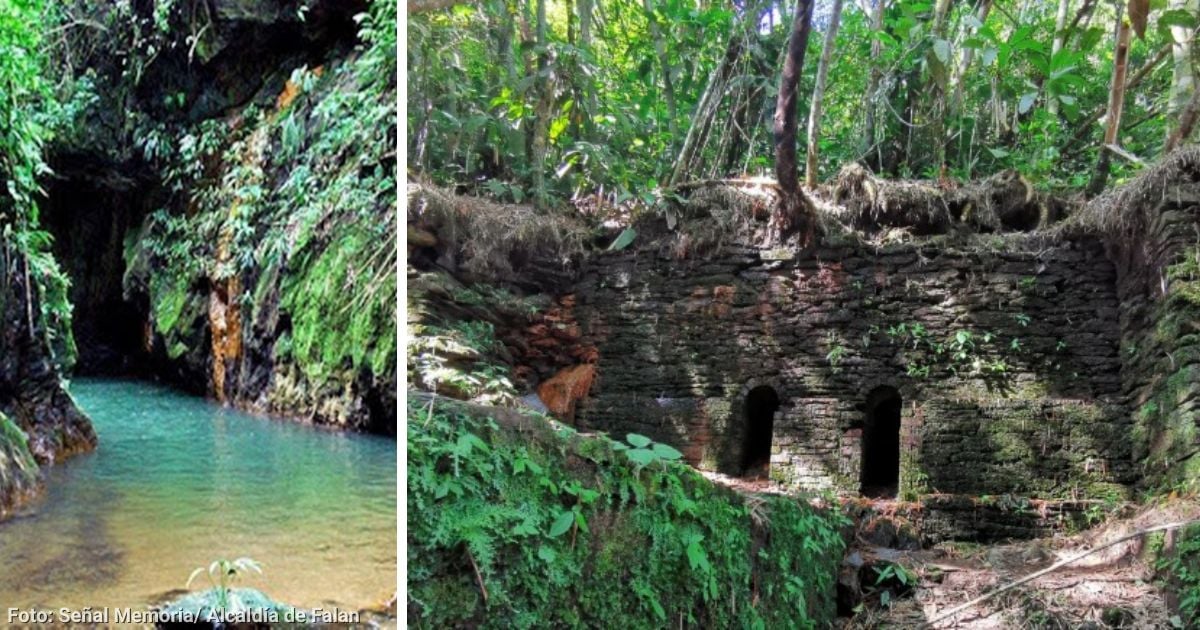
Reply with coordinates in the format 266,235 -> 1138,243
950,0 -> 993,115
1063,41 -> 1170,155
491,0 -> 516,83
642,0 -> 679,150
947,0 -> 993,169
1048,0 -> 1071,116
1167,0 -> 1198,143
577,0 -> 597,134
531,0 -> 552,208
1165,85 -> 1200,152
1066,0 -> 1097,36
863,0 -> 886,161
805,0 -> 844,188
1087,12 -> 1131,196
670,34 -> 743,185
565,0 -> 575,43
579,0 -> 592,43
773,0 -> 815,235
927,0 -> 953,172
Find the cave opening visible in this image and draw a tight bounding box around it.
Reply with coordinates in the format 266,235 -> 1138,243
40,157 -> 155,376
861,386 -> 902,498
741,385 -> 779,476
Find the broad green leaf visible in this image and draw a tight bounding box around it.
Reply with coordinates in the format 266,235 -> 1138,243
652,442 -> 683,460
608,227 -> 637,251
932,39 -> 951,65
1159,9 -> 1198,29
626,433 -> 652,448
1018,93 -> 1036,114
686,540 -> 710,572
548,510 -> 575,537
626,448 -> 656,465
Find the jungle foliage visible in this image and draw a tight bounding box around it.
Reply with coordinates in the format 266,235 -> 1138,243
0,0 -> 78,368
115,0 -> 398,389
407,397 -> 848,628
408,0 -> 1200,212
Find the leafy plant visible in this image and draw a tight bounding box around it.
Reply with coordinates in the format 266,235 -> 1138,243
869,562 -> 917,609
408,398 -> 847,628
185,557 -> 264,612
1158,524 -> 1200,626
611,432 -> 684,468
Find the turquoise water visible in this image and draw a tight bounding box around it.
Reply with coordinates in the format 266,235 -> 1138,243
0,379 -> 396,611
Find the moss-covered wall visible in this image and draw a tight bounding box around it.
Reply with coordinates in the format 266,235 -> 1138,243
0,248 -> 97,518
49,0 -> 397,433
1109,185 -> 1200,488
0,412 -> 39,519
574,229 -> 1131,499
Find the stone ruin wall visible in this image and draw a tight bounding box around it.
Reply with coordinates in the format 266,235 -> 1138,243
1110,183 -> 1200,488
572,229 -> 1135,501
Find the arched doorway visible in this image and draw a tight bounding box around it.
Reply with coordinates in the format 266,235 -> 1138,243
741,386 -> 779,476
861,387 -> 901,498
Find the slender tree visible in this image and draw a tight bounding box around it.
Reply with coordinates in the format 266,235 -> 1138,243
1087,10 -> 1131,196
670,33 -> 744,184
642,0 -> 679,149
805,0 -> 844,188
1048,0 -> 1071,116
927,0 -> 953,173
773,0 -> 816,234
1167,0 -> 1198,143
531,0 -> 553,207
950,0 -> 994,117
1063,42 -> 1171,155
1165,86 -> 1200,152
862,0 -> 886,162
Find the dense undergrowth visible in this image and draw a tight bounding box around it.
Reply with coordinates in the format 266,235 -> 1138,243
0,0 -> 78,371
407,397 -> 847,628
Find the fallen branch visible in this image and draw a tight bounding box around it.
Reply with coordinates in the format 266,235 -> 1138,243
1105,144 -> 1146,167
668,178 -> 782,194
926,519 -> 1200,627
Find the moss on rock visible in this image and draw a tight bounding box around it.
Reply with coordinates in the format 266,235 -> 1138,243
0,412 -> 40,519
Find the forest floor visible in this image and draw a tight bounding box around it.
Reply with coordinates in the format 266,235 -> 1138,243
850,500 -> 1200,629
698,470 -> 1200,628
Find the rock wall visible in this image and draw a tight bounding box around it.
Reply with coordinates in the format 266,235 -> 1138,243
1108,180 -> 1200,487
574,227 -> 1131,499
47,0 -> 396,433
0,249 -> 97,518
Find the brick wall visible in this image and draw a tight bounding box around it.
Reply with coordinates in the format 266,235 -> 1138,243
574,229 -> 1131,499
